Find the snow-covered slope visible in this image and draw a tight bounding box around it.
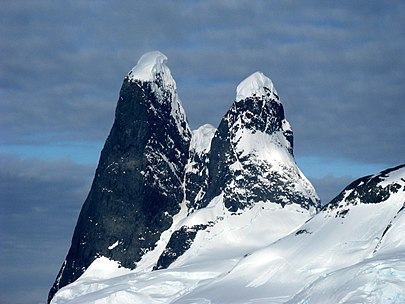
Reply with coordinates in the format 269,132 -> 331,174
51,202 -> 312,304
289,208 -> 405,304
176,164 -> 405,304
289,167 -> 405,304
51,164 -> 405,304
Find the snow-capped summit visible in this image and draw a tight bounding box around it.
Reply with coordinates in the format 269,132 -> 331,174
199,73 -> 319,212
127,51 -> 174,86
127,51 -> 189,139
236,71 -> 278,102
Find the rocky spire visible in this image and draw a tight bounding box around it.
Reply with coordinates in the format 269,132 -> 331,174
199,71 -> 319,212
48,51 -> 191,303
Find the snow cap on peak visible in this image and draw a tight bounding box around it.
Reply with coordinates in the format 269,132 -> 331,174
190,124 -> 217,155
236,71 -> 278,102
127,51 -> 174,85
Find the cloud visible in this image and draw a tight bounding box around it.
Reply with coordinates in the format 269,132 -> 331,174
0,1 -> 404,163
310,175 -> 354,204
0,154 -> 94,304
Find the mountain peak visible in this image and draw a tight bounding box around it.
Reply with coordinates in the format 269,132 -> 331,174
127,51 -> 174,86
236,71 -> 278,102
48,50 -> 191,303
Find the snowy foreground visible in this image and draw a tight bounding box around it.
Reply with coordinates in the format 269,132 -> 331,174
52,165 -> 405,304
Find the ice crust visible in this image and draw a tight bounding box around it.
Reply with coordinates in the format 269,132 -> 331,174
190,124 -> 216,155
236,71 -> 278,102
127,51 -> 174,86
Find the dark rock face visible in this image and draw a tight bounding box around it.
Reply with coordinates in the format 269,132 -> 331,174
198,95 -> 316,213
152,126 -> 216,271
204,97 -> 289,212
48,76 -> 191,302
185,151 -> 211,211
324,164 -> 405,217
183,125 -> 216,212
154,224 -> 211,270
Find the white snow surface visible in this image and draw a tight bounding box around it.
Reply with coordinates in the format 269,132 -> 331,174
128,51 -> 173,85
189,124 -> 216,155
175,167 -> 405,304
172,195 -> 312,267
51,197 -> 311,304
289,203 -> 405,304
107,241 -> 119,250
228,125 -> 319,209
236,71 -> 278,102
51,166 -> 405,304
378,167 -> 405,188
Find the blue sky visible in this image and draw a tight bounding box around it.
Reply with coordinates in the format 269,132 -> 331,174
0,1 -> 404,304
